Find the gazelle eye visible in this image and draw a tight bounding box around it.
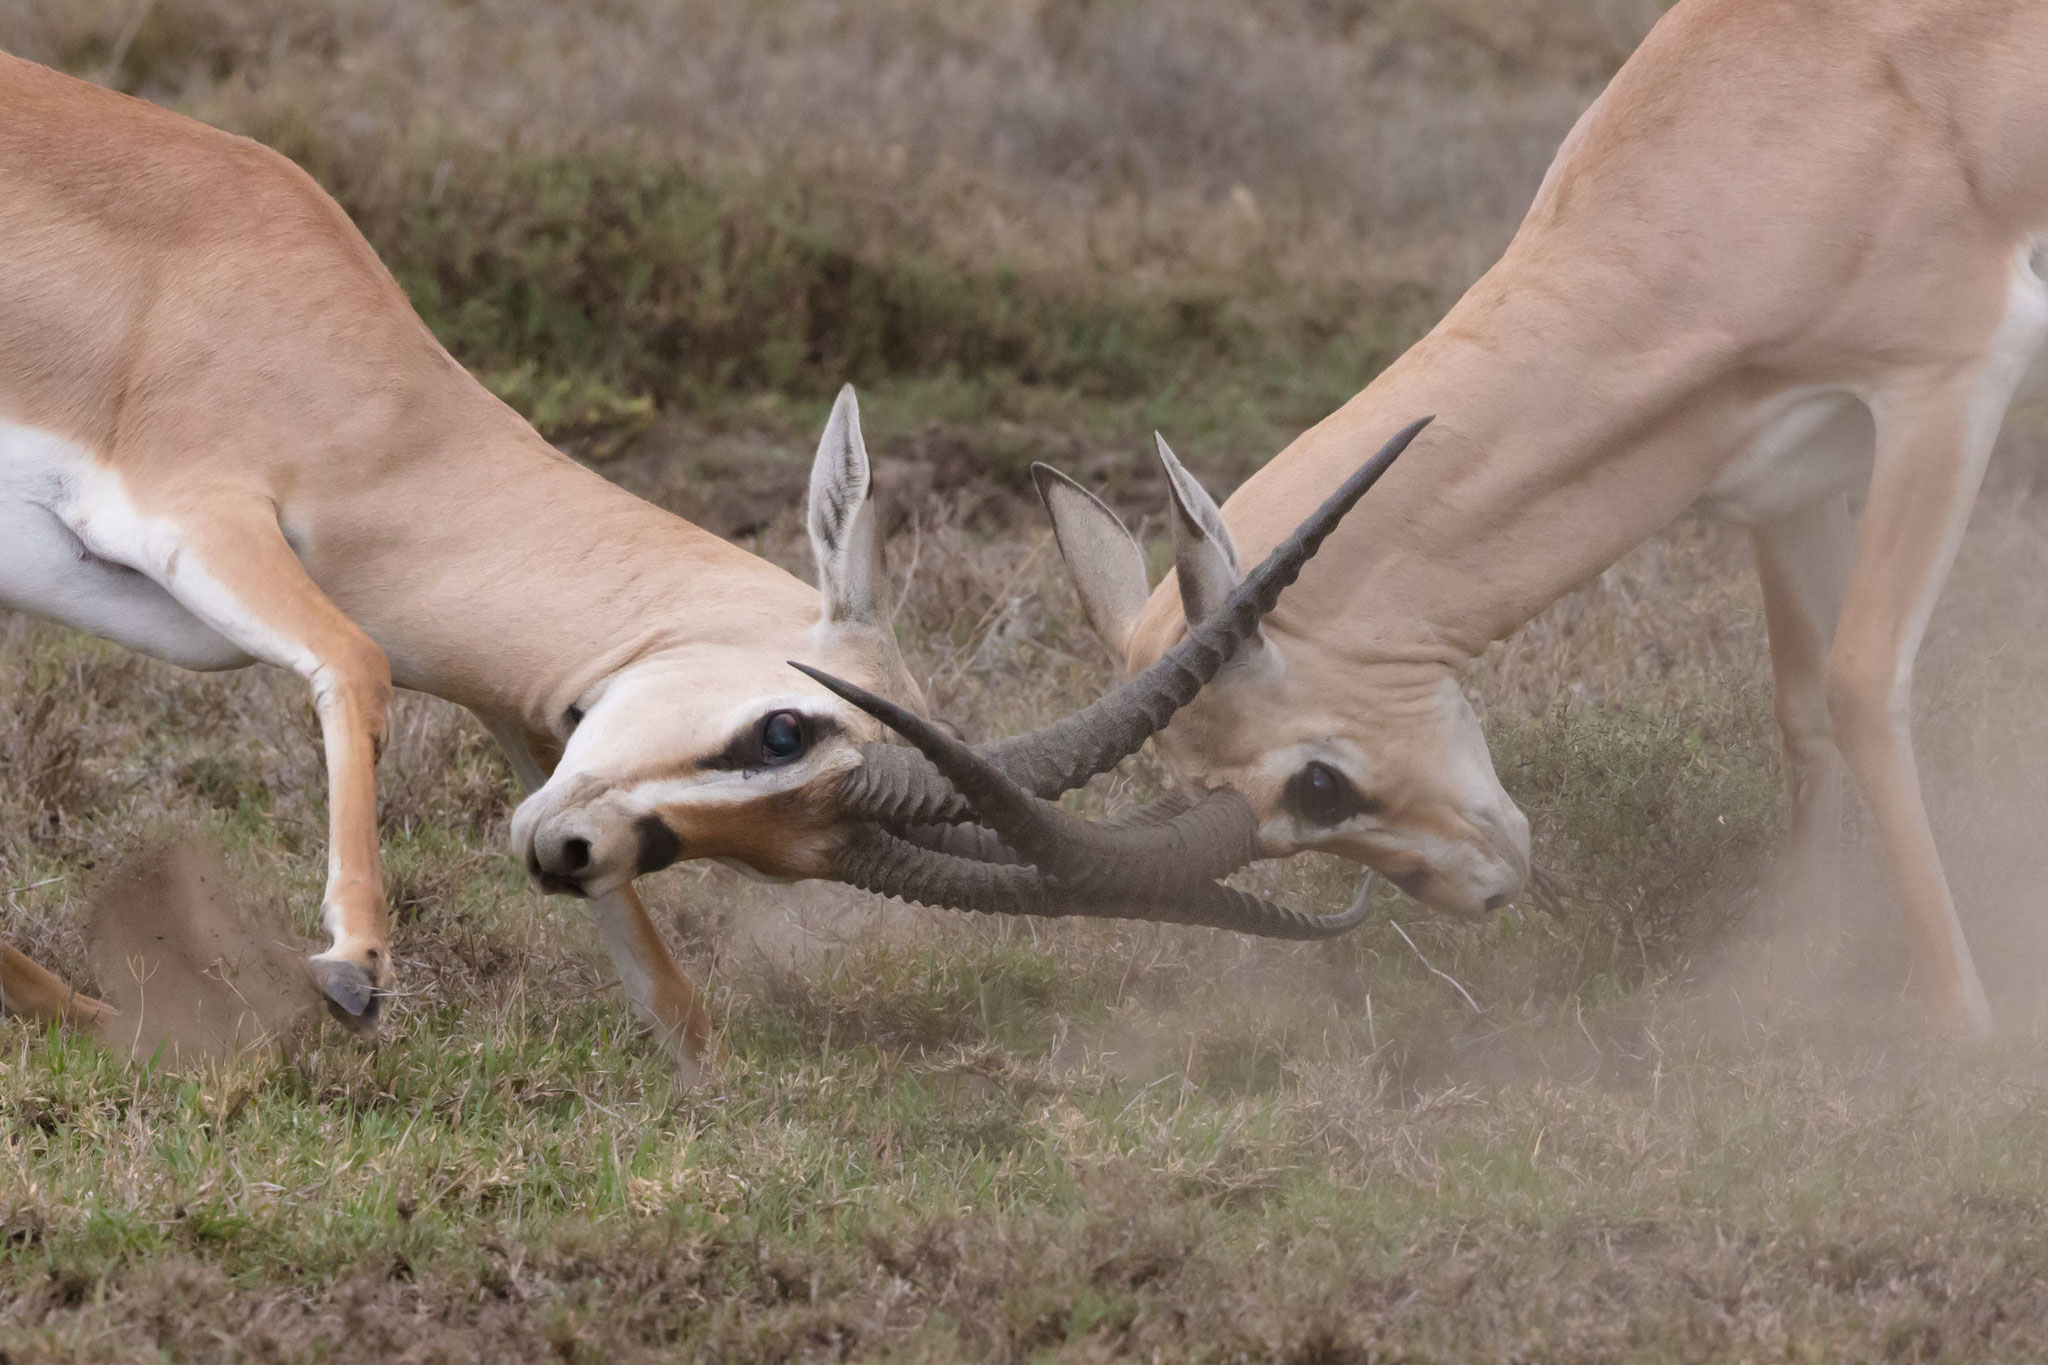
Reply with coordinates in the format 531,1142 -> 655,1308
1285,760 -> 1365,826
760,711 -> 806,763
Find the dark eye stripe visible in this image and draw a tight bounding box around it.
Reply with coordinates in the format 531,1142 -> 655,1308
698,714 -> 840,772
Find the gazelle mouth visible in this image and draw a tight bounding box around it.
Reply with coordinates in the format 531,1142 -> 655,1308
533,870 -> 589,898
806,417 -> 1432,939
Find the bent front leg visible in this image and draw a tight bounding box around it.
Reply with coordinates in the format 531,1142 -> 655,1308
590,884 -> 713,1083
106,498 -> 394,1028
487,720 -> 712,1083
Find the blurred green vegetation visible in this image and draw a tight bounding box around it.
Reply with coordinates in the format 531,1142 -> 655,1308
263,132 -> 1421,457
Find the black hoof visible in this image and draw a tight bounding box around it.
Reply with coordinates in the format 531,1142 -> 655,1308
310,958 -> 382,1036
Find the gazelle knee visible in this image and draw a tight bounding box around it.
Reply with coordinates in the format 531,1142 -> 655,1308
1824,658 -> 1907,757
312,642 -> 393,744
1774,693 -> 1834,766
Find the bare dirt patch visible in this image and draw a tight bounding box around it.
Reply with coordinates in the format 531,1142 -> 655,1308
86,837 -> 320,1065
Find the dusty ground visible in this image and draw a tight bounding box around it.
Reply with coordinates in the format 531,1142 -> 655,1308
10,448 -> 2048,1361
11,1 -> 2048,1360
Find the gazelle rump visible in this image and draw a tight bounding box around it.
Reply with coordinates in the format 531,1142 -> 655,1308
1041,0 -> 2048,1037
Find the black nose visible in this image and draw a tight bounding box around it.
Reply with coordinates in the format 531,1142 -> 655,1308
1484,893 -> 1510,914
531,826 -> 596,893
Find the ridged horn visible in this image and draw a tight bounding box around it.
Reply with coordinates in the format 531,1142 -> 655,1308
835,824 -> 1374,940
798,664 -> 1262,897
830,415 -> 1431,831
977,415 -> 1430,798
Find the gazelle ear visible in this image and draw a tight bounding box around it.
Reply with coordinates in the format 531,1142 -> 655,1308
1033,463 -> 1149,663
808,384 -> 885,626
1153,432 -> 1243,628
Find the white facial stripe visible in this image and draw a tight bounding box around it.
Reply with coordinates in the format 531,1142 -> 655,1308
619,759 -> 841,814
565,677 -> 844,758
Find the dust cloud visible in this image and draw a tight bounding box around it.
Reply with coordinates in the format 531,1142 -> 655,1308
87,836 -> 322,1065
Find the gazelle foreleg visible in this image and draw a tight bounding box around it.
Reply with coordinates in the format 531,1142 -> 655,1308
589,885 -> 713,1083
1828,381 -> 2027,1037
488,723 -> 711,1082
1752,494 -> 1853,972
87,497 -> 395,1027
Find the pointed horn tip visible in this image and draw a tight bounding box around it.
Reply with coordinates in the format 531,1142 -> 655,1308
790,660 -> 857,690
790,660 -> 943,756
1321,413 -> 1436,511
787,660 -> 870,709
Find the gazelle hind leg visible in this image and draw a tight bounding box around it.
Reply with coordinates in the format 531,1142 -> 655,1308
1752,494 -> 1853,980
74,493 -> 395,1028
1,942 -> 114,1035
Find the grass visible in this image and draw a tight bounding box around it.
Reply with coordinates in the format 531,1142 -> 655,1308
9,0 -> 2048,1358
10,475 -> 2048,1360
14,911 -> 2048,1359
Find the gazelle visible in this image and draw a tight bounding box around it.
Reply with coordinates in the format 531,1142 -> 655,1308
0,54 -> 1377,1074
994,0 -> 2048,1040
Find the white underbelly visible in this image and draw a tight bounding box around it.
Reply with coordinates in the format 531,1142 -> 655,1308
1694,387 -> 1875,526
0,422 -> 251,671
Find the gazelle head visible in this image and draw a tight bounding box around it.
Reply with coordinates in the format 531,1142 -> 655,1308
510,385 -> 927,897
513,391 -> 1424,943
1037,433 -> 1530,921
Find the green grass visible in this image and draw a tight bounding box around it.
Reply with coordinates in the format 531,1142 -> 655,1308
14,924 -> 2048,1360
11,483 -> 2048,1358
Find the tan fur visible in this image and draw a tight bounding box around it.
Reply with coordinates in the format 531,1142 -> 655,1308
0,946 -> 113,1035
1092,0 -> 2048,1038
0,56 -> 918,1072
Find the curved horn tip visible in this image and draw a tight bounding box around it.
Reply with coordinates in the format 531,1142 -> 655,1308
789,663 -> 969,774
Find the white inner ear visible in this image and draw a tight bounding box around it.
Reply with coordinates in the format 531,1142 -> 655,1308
1034,463 -> 1149,662
1154,432 -> 1244,628
808,383 -> 883,626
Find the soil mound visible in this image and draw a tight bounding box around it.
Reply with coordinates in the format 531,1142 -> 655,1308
88,837 -> 321,1063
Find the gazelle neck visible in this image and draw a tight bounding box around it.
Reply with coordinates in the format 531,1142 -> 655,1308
317,391 -> 821,737
1154,251 -> 1761,678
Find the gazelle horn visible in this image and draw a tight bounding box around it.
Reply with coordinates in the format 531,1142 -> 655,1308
834,823 -> 1376,940
808,417 -> 1430,935
830,415 -> 1432,828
